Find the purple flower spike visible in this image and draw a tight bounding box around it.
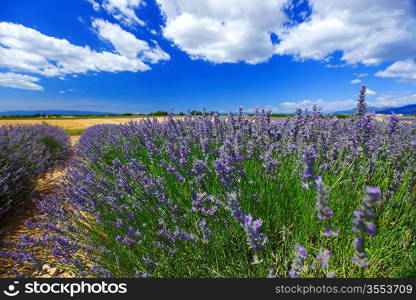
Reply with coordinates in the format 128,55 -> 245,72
289,245 -> 307,278
192,192 -> 219,216
226,193 -> 267,253
352,238 -> 368,268
122,236 -> 135,246
302,147 -> 317,181
352,187 -> 380,268
352,187 -> 380,236
315,177 -> 338,238
241,214 -> 267,253
356,85 -> 367,118
317,249 -> 331,269
198,218 -> 212,243
388,115 -> 399,134
142,255 -> 154,265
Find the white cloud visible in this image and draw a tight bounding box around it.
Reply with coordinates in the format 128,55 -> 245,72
366,87 -> 376,95
0,72 -> 43,91
325,63 -> 347,68
86,0 -> 145,26
279,98 -> 357,113
350,78 -> 361,84
275,0 -> 416,65
156,0 -> 288,64
375,59 -> 416,81
275,90 -> 415,113
59,88 -> 76,94
92,18 -> 170,63
104,0 -> 145,26
355,73 -> 368,78
153,0 -> 416,65
371,92 -> 416,107
0,21 -> 156,77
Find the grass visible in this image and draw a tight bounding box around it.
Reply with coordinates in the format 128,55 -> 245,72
64,128 -> 85,136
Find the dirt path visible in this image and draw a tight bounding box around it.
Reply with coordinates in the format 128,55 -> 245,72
0,136 -> 80,278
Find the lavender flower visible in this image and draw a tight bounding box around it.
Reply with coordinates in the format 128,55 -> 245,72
352,187 -> 380,236
352,237 -> 368,268
315,177 -> 338,237
356,85 -> 367,118
198,218 -> 211,243
122,236 -> 135,246
226,192 -> 267,253
142,255 -> 154,265
302,148 -> 317,179
301,147 -> 318,188
388,114 -> 399,134
289,245 -> 307,278
241,214 -> 267,253
352,187 -> 380,267
226,192 -> 244,221
317,249 -> 331,269
192,192 -> 219,216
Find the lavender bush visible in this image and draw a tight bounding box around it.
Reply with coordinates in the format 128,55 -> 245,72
0,124 -> 71,219
3,87 -> 416,278
77,124 -> 122,162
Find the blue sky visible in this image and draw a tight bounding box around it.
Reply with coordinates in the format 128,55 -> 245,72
0,0 -> 416,113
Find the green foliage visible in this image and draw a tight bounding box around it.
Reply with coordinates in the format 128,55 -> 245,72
64,128 -> 85,136
149,111 -> 169,116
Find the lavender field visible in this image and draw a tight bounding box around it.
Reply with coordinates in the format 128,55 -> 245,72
0,87 -> 415,278
0,87 -> 416,278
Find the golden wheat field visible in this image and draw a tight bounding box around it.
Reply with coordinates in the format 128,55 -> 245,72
0,117 -> 170,130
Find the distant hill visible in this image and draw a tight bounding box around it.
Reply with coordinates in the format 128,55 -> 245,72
375,104 -> 416,115
333,104 -> 416,115
332,106 -> 391,114
0,110 -> 115,116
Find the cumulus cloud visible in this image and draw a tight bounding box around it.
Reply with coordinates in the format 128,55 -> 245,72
375,59 -> 416,81
371,92 -> 416,107
275,90 -> 414,113
86,0 -> 145,26
0,72 -> 43,91
92,18 -> 170,63
0,21 -> 162,78
279,98 -> 357,113
275,0 -> 416,65
152,0 -> 416,66
156,0 -> 288,64
350,78 -> 362,84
